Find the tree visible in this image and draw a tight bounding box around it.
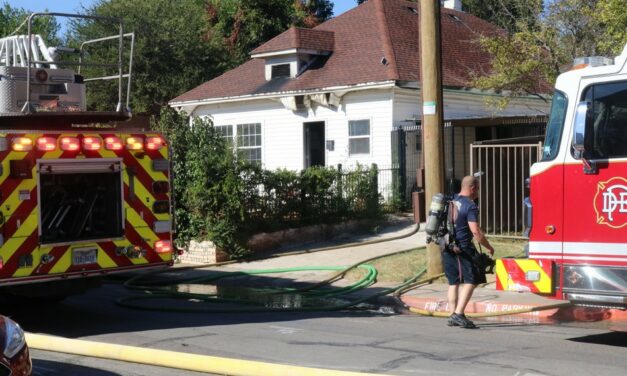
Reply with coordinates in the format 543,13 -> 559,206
0,3 -> 60,45
68,0 -> 333,115
597,0 -> 627,55
472,0 -> 627,106
205,0 -> 334,70
462,0 -> 543,33
68,0 -> 218,114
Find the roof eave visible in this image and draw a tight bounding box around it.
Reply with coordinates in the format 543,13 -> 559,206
169,81 -> 397,108
251,48 -> 332,59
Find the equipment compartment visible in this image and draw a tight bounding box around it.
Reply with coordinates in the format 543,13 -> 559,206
38,160 -> 124,244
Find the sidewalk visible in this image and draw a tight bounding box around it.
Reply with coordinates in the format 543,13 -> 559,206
180,215 -> 626,325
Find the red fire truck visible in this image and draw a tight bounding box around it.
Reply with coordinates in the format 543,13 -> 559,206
496,44 -> 627,309
0,13 -> 173,300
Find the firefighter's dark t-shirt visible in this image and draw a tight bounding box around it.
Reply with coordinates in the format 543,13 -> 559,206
453,194 -> 479,252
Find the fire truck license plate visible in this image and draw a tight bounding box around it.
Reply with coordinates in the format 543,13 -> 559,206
72,248 -> 98,265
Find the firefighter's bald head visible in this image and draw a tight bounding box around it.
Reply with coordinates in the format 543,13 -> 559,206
460,176 -> 479,199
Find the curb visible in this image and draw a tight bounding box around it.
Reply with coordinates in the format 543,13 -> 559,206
400,296 -> 561,323
26,333 -> 388,376
400,295 -> 627,324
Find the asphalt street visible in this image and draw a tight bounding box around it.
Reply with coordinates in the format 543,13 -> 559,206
7,280 -> 626,376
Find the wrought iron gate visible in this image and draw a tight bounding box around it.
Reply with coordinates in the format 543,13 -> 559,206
470,142 -> 542,237
391,123 -> 422,207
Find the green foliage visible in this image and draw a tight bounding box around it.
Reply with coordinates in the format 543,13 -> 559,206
62,0 -> 334,115
597,0 -> 627,55
463,0 -> 543,33
154,108 -> 383,259
68,0 -> 218,114
472,0 -> 627,106
0,3 -> 60,45
205,0 -> 333,70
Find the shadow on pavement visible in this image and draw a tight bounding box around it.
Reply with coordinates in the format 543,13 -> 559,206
1,269 -> 397,338
568,331 -> 627,347
33,359 -> 121,376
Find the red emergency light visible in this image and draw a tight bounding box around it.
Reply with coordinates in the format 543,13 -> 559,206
60,137 -> 80,151
154,240 -> 172,254
145,136 -> 164,151
36,137 -> 56,151
82,136 -> 102,151
104,136 -> 123,151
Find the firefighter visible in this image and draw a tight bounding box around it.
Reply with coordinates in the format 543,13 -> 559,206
443,175 -> 495,329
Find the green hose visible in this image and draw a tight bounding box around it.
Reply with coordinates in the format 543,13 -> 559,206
116,247 -> 429,313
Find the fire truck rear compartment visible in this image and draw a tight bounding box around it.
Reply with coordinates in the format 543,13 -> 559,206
39,162 -> 123,244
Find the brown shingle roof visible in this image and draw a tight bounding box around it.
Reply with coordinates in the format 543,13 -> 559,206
251,27 -> 335,55
171,0 -> 503,104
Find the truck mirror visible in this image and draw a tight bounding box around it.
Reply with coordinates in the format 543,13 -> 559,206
572,101 -> 598,174
572,101 -> 589,154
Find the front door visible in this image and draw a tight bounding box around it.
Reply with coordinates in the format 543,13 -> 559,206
304,121 -> 325,168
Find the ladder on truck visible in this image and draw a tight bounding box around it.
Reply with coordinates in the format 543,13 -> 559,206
0,12 -> 134,116
0,34 -> 57,68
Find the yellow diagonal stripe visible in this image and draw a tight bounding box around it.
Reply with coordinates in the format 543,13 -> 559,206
122,167 -> 170,222
515,259 -> 552,293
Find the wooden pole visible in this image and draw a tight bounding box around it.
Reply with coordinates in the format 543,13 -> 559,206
420,0 -> 445,277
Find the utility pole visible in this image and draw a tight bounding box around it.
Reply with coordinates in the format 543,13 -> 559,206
420,0 -> 445,277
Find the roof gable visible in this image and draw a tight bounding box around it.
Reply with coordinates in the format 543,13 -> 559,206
171,0 -> 504,104
251,27 -> 335,56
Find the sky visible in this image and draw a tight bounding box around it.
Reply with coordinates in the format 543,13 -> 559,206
5,0 -> 358,36
4,0 -> 359,20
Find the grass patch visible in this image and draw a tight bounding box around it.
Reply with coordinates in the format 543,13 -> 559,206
345,238 -> 528,284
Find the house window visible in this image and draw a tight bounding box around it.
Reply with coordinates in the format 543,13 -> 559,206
215,125 -> 233,145
215,123 -> 262,165
271,64 -> 290,78
349,119 -> 370,155
237,123 -> 262,165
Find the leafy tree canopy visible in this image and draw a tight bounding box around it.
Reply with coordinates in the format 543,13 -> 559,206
67,0 -> 216,114
63,0 -> 333,114
0,3 -> 60,45
471,0 -> 627,106
463,0 -> 543,33
206,0 -> 333,71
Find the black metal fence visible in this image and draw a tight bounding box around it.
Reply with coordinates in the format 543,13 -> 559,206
243,165 -> 383,233
391,123 -> 422,208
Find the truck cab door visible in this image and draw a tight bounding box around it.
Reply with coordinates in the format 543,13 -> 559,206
562,79 -> 627,304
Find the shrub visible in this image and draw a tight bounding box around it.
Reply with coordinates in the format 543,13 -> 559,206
153,108 -> 383,259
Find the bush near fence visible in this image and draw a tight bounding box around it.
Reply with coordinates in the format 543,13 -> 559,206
153,108 -> 384,259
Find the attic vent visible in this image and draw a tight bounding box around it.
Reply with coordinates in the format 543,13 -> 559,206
271,64 -> 291,78
407,7 -> 418,14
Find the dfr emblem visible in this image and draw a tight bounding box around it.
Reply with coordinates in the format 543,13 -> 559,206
594,177 -> 627,229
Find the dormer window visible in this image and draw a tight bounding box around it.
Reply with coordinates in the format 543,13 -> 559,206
251,27 -> 334,81
271,64 -> 291,79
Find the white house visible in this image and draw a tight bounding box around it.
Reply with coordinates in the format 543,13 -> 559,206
170,0 -> 549,182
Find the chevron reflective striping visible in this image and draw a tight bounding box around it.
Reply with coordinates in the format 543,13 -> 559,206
495,258 -> 553,294
0,131 -> 172,284
35,245 -> 69,275
2,231 -> 39,278
124,221 -> 163,264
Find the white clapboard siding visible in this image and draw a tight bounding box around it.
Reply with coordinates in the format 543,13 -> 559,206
193,89 -> 394,171
188,87 -> 547,174
392,88 -> 420,126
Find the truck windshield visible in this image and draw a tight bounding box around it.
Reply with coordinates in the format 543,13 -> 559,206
541,91 -> 567,161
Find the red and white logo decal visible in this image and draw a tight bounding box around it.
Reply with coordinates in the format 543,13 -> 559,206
594,177 -> 627,229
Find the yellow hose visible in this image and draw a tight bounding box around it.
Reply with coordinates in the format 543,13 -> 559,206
407,302 -> 572,318
395,273 -> 573,318
26,333 -> 388,376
